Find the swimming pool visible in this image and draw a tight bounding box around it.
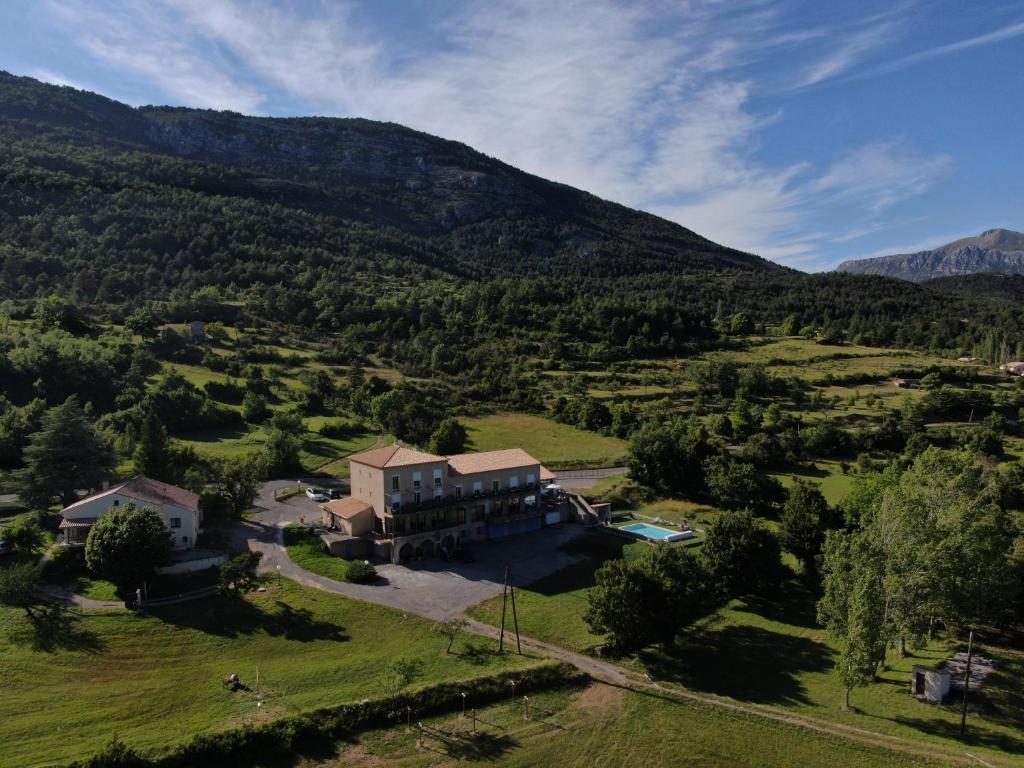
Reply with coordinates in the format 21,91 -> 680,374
620,522 -> 695,542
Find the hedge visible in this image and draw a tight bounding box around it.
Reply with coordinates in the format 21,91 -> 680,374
69,662 -> 587,768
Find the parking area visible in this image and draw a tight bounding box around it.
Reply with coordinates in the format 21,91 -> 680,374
369,524 -> 588,618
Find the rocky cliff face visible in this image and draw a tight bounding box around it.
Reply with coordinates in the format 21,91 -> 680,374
838,229 -> 1024,282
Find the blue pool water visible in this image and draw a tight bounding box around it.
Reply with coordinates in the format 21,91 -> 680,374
620,522 -> 690,541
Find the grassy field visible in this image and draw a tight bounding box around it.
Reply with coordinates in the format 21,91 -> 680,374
463,413 -> 627,469
178,424 -> 379,473
768,460 -> 856,506
0,579 -> 540,768
468,529 -> 1024,766
311,682 -> 945,768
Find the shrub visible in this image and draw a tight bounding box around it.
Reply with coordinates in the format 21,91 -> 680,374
344,560 -> 377,584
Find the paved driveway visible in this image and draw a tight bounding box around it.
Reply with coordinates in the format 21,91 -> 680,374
235,481 -> 589,620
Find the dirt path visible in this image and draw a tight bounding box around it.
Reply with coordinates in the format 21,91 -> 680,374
239,483 -> 996,768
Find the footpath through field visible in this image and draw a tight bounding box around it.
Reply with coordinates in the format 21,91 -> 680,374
239,481 -> 995,768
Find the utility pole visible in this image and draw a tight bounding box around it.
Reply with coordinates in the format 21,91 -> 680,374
498,563 -> 510,652
960,629 -> 974,738
509,571 -> 522,654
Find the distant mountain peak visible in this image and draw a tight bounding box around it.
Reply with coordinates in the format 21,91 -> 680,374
837,229 -> 1024,282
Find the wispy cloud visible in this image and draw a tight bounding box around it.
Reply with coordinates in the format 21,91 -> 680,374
868,18 -> 1024,76
35,0 -> 960,269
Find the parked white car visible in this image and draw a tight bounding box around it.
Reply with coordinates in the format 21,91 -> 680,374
305,488 -> 329,502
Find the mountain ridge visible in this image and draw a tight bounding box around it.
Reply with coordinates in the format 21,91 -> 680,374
0,70 -> 784,287
837,229 -> 1024,282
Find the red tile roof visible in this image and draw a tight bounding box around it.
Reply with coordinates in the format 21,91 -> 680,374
445,448 -> 543,476
322,497 -> 374,520
62,476 -> 200,514
348,444 -> 444,469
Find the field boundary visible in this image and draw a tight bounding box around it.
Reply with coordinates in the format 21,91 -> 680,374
62,662 -> 585,768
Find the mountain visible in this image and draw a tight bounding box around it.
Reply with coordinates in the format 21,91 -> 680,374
0,70 -> 782,304
837,229 -> 1024,282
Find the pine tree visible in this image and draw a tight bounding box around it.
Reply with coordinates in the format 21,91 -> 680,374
133,409 -> 172,481
16,396 -> 115,507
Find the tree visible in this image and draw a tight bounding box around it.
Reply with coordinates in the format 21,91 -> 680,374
434,617 -> 468,653
241,392 -> 270,423
700,510 -> 784,599
818,531 -> 886,709
0,562 -> 39,615
133,409 -> 173,480
123,306 -> 158,340
430,417 -> 468,455
4,518 -> 45,556
214,458 -> 261,518
585,557 -> 662,652
586,546 -> 716,652
16,396 -> 116,508
85,503 -> 172,593
780,480 -> 837,575
219,551 -> 263,595
703,455 -> 784,514
627,417 -> 711,497
729,312 -> 754,335
379,657 -> 422,697
260,427 -> 303,478
780,314 -> 799,336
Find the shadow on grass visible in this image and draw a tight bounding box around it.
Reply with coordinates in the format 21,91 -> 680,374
149,596 -> 348,642
892,715 -> 1024,755
418,723 -> 518,761
733,581 -> 821,631
12,604 -> 106,654
641,623 -> 832,706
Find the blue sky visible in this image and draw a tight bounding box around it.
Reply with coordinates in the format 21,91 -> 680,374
2,0 -> 1023,270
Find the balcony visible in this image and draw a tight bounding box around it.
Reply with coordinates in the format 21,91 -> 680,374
384,482 -> 541,515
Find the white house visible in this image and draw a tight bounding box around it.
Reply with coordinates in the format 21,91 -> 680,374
58,476 -> 200,550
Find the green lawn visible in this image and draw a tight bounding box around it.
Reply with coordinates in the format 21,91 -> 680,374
283,525 -> 373,582
468,529 -> 1024,766
768,460 -> 856,506
463,413 -> 627,469
317,681 -> 944,768
0,579 -> 540,768
469,533 -> 647,652
178,424 -> 379,473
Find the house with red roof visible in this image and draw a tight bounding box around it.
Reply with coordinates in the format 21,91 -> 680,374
58,476 -> 201,550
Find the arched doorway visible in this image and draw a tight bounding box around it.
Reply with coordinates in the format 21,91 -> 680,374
420,539 -> 435,558
398,543 -> 414,563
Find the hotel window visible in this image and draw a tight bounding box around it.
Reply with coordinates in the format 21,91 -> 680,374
455,485 -> 463,499
492,479 -> 500,493
473,481 -> 482,494
413,471 -> 422,489
527,473 -> 536,485
414,491 -> 421,504
170,517 -> 181,529
510,475 -> 519,487
392,475 -> 400,491
433,468 -> 443,487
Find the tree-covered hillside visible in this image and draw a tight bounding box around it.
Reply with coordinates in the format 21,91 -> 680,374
2,70 -> 1024,359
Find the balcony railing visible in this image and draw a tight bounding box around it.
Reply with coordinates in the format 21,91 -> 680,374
385,482 -> 541,515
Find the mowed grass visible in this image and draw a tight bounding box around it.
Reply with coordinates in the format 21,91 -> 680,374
468,529 -> 1024,765
284,525 -> 370,581
469,533 -> 647,652
463,413 -> 627,469
178,424 -> 379,472
768,460 -> 856,506
0,579 -> 540,768
326,682 -> 944,768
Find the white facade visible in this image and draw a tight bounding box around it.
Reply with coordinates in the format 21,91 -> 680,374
61,490 -> 199,550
